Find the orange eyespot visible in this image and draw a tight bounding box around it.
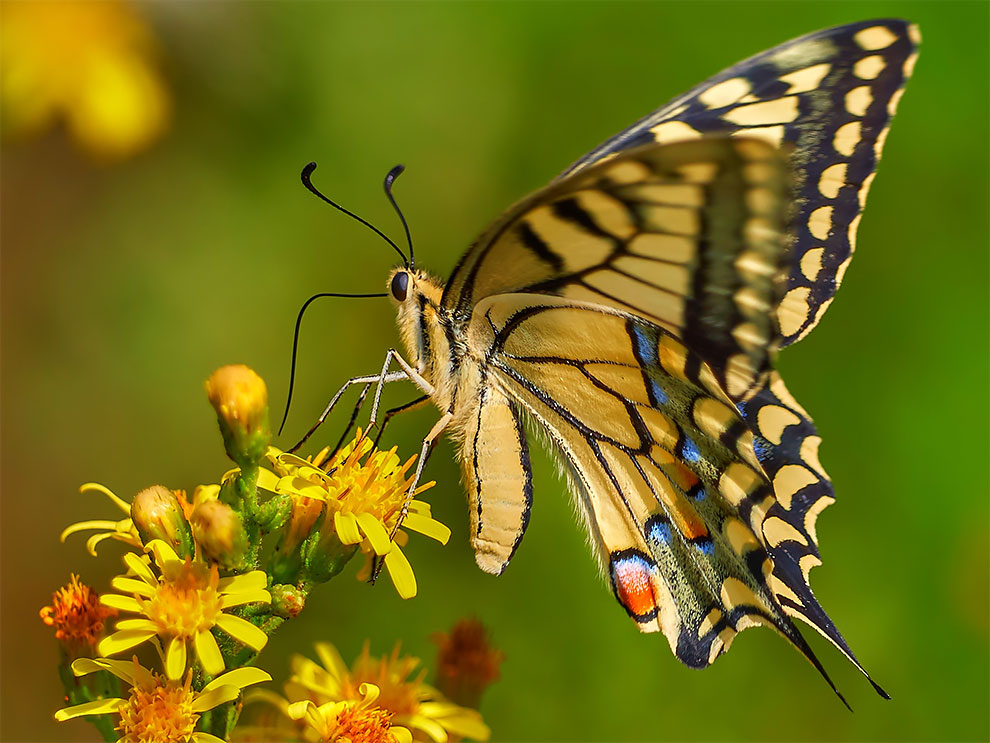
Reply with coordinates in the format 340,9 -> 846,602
391,271 -> 409,301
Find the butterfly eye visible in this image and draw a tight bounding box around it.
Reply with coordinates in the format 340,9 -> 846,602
390,271 -> 409,301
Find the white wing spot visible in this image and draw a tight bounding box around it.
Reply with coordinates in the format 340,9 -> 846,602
854,25 -> 898,51
723,97 -> 799,126
845,86 -> 873,117
817,162 -> 847,199
853,55 -> 885,80
698,77 -> 752,109
778,63 -> 831,94
807,206 -> 833,240
650,120 -> 702,144
832,120 -> 861,157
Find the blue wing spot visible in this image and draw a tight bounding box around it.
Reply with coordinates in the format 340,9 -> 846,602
681,435 -> 701,463
692,537 -> 715,556
649,377 -> 669,405
646,516 -> 673,546
752,435 -> 772,464
690,485 -> 707,501
629,323 -> 659,365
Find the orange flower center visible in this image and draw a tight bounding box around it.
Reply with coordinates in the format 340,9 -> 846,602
143,560 -> 223,638
333,706 -> 394,743
116,673 -> 198,743
40,574 -> 116,648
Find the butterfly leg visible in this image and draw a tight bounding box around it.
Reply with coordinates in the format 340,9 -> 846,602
367,348 -> 435,431
289,370 -> 408,453
371,395 -> 430,449
371,409 -> 453,584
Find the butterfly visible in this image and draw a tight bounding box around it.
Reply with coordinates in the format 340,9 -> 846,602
300,19 -> 918,704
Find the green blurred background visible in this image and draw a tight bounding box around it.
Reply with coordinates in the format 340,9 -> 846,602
2,2 -> 987,741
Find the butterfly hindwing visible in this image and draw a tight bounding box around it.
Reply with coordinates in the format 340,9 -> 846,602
444,137 -> 791,399
561,19 -> 919,347
465,295 -> 859,690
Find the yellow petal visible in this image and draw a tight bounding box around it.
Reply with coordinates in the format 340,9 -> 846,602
191,685 -> 239,713
98,629 -> 156,656
392,727 -> 414,743
114,618 -> 158,632
202,666 -> 272,694
54,698 -> 124,721
146,539 -> 180,569
122,552 -> 157,584
356,512 -> 394,556
281,476 -> 329,499
384,546 -> 417,599
80,482 -> 131,513
111,576 -> 156,597
217,570 -> 268,595
71,657 -> 139,685
215,613 -> 268,651
165,636 -> 187,680
334,511 -> 362,545
191,734 -> 227,743
313,642 -> 349,678
220,589 -> 272,609
402,714 -> 449,742
59,520 -> 119,542
194,630 -> 224,676
417,706 -> 492,740
100,594 -> 144,613
256,467 -> 281,493
402,513 -> 451,544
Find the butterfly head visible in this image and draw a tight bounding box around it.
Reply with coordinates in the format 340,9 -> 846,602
388,266 -> 446,376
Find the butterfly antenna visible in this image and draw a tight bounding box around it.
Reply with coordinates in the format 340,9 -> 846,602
279,291 -> 387,436
301,162 -> 409,267
383,164 -> 415,270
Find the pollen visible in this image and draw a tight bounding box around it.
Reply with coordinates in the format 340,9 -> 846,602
335,705 -> 395,743
143,560 -> 223,638
40,575 -> 116,648
115,671 -> 198,743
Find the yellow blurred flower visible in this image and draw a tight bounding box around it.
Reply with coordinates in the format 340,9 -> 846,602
55,656 -> 270,742
1,0 -> 170,158
260,432 -> 450,599
99,540 -> 271,680
284,642 -> 490,742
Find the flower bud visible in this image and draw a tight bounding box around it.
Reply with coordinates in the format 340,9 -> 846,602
131,485 -> 195,558
303,508 -> 359,585
270,496 -> 324,584
190,499 -> 249,571
270,584 -> 306,618
205,365 -> 270,468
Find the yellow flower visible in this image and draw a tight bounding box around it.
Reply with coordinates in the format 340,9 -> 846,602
260,432 -> 450,599
40,575 -> 117,652
0,0 -> 170,159
285,642 -> 490,743
60,482 -> 143,556
287,682 -> 412,743
55,656 -> 270,742
99,540 -> 271,680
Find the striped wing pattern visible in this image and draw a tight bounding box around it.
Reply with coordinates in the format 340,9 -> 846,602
444,137 -> 791,400
562,19 -> 919,346
467,295 -> 872,697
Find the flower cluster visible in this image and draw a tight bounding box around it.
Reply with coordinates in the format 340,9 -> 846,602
43,365 -> 488,742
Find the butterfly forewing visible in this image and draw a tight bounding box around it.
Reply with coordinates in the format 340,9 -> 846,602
561,19 -> 919,347
444,137 -> 791,399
